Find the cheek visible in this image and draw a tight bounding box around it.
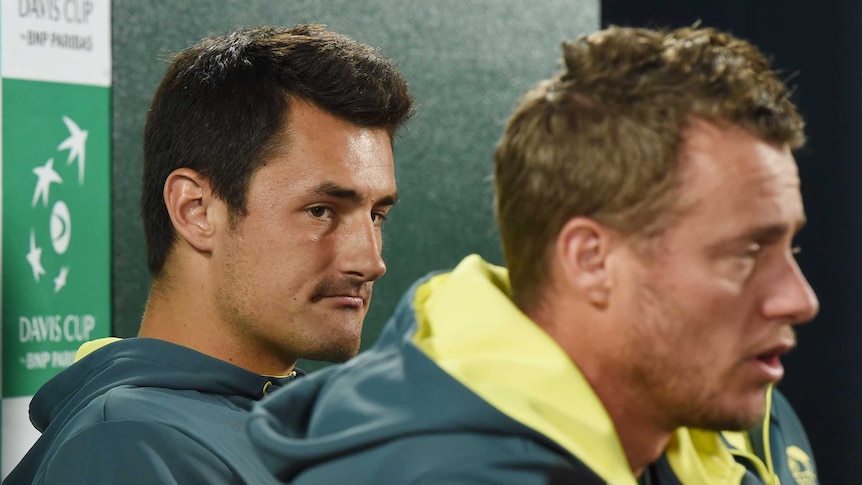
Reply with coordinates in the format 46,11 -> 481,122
670,294 -> 755,371
628,257 -> 758,372
635,279 -> 733,351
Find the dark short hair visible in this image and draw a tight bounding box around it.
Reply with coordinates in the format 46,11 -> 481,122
141,24 -> 414,275
494,25 -> 804,309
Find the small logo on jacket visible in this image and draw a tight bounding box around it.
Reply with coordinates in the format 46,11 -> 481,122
786,445 -> 816,485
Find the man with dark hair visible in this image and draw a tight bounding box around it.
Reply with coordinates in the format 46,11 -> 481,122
6,24 -> 413,484
249,26 -> 819,484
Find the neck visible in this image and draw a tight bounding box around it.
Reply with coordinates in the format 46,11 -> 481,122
529,302 -> 670,476
594,384 -> 672,476
138,271 -> 297,377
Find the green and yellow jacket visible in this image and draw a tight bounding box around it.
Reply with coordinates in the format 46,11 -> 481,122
249,255 -> 818,485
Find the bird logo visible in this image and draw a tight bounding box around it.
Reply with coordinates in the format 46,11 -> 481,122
25,116 -> 87,294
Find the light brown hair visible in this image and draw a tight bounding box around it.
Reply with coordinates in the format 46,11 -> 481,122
494,25 -> 805,309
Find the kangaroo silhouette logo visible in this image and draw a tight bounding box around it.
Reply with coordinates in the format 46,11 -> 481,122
786,445 -> 817,485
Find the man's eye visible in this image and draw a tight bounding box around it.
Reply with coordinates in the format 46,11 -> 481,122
307,207 -> 332,219
371,211 -> 387,225
740,242 -> 762,260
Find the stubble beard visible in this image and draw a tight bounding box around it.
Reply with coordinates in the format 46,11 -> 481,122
627,286 -> 766,433
306,283 -> 369,363
299,318 -> 364,363
300,280 -> 372,363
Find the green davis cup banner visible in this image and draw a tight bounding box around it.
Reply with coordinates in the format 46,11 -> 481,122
1,0 -> 111,477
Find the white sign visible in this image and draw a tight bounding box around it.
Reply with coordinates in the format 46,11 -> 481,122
1,0 -> 112,478
1,0 -> 112,86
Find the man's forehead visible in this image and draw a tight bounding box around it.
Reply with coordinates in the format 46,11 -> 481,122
678,121 -> 798,189
668,121 -> 804,230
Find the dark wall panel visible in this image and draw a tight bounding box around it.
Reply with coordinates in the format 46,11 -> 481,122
111,1 -> 599,371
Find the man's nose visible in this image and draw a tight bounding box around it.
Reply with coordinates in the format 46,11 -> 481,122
762,255 -> 820,325
341,216 -> 386,282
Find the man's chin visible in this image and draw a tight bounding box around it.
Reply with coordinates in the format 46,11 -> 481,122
712,411 -> 766,432
688,398 -> 767,432
302,337 -> 362,363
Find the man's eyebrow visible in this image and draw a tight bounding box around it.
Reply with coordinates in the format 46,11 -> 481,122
313,181 -> 361,202
744,217 -> 807,243
311,181 -> 398,206
378,193 -> 398,207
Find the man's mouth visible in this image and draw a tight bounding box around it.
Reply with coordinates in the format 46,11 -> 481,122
317,295 -> 365,308
750,342 -> 794,381
311,282 -> 371,307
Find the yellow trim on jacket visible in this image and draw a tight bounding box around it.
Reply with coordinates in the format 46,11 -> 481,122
719,386 -> 780,485
74,337 -> 122,362
664,429 -> 747,484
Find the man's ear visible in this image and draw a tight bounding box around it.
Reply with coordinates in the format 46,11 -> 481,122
163,168 -> 222,252
555,217 -> 615,307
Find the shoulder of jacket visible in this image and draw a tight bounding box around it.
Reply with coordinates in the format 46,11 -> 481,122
41,420 -> 227,484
